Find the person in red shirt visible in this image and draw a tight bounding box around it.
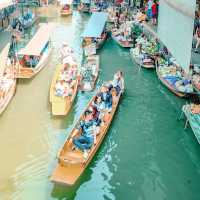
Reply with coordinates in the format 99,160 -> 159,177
151,0 -> 159,25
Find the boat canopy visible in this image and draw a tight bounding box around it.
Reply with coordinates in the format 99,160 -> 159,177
0,1 -> 15,10
0,43 -> 10,75
60,0 -> 73,5
82,12 -> 108,38
81,0 -> 90,4
18,24 -> 54,56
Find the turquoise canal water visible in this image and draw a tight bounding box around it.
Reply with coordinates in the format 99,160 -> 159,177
0,8 -> 200,200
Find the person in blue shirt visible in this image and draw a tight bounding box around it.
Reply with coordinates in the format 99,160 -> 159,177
73,110 -> 95,155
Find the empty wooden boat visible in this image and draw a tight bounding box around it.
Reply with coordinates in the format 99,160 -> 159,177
51,73 -> 123,185
50,53 -> 79,116
0,43 -> 17,115
79,55 -> 99,91
16,23 -> 54,79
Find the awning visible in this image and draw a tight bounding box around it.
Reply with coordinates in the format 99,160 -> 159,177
82,12 -> 108,38
18,23 -> 54,56
0,43 -> 10,75
60,0 -> 73,5
0,1 -> 15,10
81,0 -> 90,4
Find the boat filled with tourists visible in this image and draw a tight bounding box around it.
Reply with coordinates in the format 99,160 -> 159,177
79,55 -> 99,91
51,71 -> 124,185
16,23 -> 54,79
0,44 -> 16,115
50,44 -> 79,116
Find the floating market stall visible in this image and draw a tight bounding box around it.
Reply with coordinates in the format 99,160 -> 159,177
130,34 -> 160,69
156,57 -> 194,97
82,12 -> 108,54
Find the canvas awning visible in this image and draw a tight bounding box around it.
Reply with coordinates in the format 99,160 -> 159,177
0,43 -> 10,75
82,12 -> 108,38
18,23 -> 54,56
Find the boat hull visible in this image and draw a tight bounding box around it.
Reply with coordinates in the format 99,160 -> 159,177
51,79 -> 123,185
0,79 -> 17,115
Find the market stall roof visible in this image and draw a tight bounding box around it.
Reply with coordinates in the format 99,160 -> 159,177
0,43 -> 10,75
82,12 -> 108,38
81,0 -> 90,4
60,0 -> 73,5
0,1 -> 15,10
18,23 -> 54,56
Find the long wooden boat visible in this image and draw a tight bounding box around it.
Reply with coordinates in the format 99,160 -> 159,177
111,33 -> 134,48
49,53 -> 79,116
60,0 -> 73,16
130,49 -> 155,69
0,43 -> 17,115
51,73 -> 123,185
156,64 -> 192,97
79,55 -> 99,91
16,24 -> 54,79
